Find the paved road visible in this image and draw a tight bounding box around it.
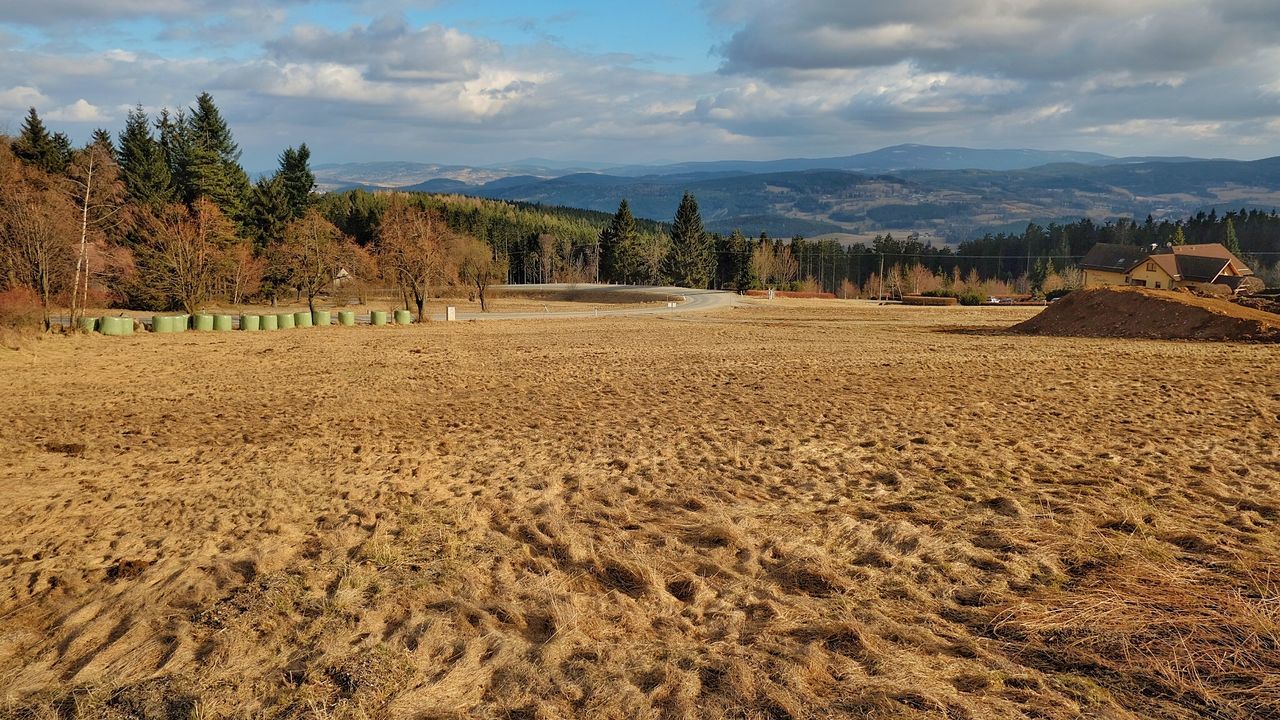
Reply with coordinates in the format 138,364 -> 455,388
434,284 -> 743,321
59,285 -> 745,329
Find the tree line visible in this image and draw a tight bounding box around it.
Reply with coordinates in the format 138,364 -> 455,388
4,95 -> 1277,330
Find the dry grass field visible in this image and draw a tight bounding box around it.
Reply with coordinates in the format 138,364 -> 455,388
1,300 -> 1278,719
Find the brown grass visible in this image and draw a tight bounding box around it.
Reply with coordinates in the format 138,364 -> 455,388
1,300 -> 1277,719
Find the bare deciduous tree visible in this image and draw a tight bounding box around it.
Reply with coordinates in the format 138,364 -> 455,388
451,235 -> 506,311
274,210 -> 353,313
140,198 -> 237,314
378,200 -> 454,322
66,143 -> 124,326
0,147 -> 77,329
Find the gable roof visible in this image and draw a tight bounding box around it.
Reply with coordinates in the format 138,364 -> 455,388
1171,243 -> 1252,276
1149,253 -> 1180,279
1175,254 -> 1231,282
1079,243 -> 1150,272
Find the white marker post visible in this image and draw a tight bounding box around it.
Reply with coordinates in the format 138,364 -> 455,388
446,306 -> 456,321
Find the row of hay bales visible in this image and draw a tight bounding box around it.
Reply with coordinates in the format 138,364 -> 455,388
82,309 -> 415,336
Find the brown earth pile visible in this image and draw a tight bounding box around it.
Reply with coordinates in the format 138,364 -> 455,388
1012,286 -> 1280,341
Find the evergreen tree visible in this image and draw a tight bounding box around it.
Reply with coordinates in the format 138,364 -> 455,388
730,229 -> 759,290
1224,217 -> 1242,256
50,132 -> 73,172
118,105 -> 174,207
156,108 -> 190,197
277,144 -> 316,219
1172,225 -> 1186,246
90,129 -> 116,160
181,93 -> 251,221
12,107 -> 63,173
599,199 -> 636,282
664,191 -> 714,288
246,174 -> 292,250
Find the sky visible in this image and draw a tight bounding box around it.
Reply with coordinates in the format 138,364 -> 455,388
3,0 -> 1280,169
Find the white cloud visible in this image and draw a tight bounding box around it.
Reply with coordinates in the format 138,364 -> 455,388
0,85 -> 50,111
47,98 -> 109,122
4,2 -> 1280,163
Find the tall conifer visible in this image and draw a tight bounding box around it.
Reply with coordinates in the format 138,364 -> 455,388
599,199 -> 636,282
118,105 -> 174,207
278,144 -> 316,219
665,191 -> 714,288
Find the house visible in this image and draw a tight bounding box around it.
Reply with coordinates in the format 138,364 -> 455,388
1080,242 -> 1254,293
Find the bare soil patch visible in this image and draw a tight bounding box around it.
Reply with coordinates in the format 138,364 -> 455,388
1013,286 -> 1280,341
1,301 -> 1277,719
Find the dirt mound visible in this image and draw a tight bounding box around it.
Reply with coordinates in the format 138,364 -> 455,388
1012,286 -> 1280,341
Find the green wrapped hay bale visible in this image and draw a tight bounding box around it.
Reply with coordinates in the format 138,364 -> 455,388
192,314 -> 214,331
213,314 -> 233,332
151,315 -> 172,333
338,311 -> 355,326
394,309 -> 413,325
370,310 -> 387,326
277,313 -> 295,329
240,314 -> 260,331
99,316 -> 130,336
294,311 -> 313,328
79,316 -> 99,333
261,314 -> 279,331
312,310 -> 331,326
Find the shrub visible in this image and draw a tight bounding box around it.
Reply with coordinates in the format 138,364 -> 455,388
958,292 -> 983,306
0,286 -> 44,330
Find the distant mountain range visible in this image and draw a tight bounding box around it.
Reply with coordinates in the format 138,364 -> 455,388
310,144 -> 1280,240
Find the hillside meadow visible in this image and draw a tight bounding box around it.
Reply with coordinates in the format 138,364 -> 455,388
1,300 -> 1277,719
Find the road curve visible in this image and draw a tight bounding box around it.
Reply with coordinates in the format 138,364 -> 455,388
426,284 -> 744,322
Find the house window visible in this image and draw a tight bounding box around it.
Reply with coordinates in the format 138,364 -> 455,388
1146,262 -> 1156,272
1129,278 -> 1148,287
1155,282 -> 1162,288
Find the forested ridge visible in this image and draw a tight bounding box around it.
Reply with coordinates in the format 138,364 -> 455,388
3,95 -> 1278,331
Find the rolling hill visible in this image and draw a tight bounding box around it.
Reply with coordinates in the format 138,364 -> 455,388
311,145 -> 1280,239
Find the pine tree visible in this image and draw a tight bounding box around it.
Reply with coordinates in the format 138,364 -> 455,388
90,129 -> 116,160
277,144 -> 316,219
665,191 -> 714,288
50,133 -> 73,173
599,199 -> 636,282
1224,217 -> 1242,256
12,107 -> 63,173
1172,225 -> 1186,246
156,108 -> 190,198
181,93 -> 251,221
118,105 -> 174,207
730,229 -> 759,290
246,174 -> 292,250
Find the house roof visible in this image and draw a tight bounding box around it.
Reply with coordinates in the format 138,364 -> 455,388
1175,254 -> 1231,282
1148,253 -> 1180,279
1171,243 -> 1252,276
1079,243 -> 1151,272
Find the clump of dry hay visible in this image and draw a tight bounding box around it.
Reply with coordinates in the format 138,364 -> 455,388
996,561 -> 1280,717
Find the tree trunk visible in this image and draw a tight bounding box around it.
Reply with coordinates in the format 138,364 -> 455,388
415,295 -> 425,323
477,283 -> 487,311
